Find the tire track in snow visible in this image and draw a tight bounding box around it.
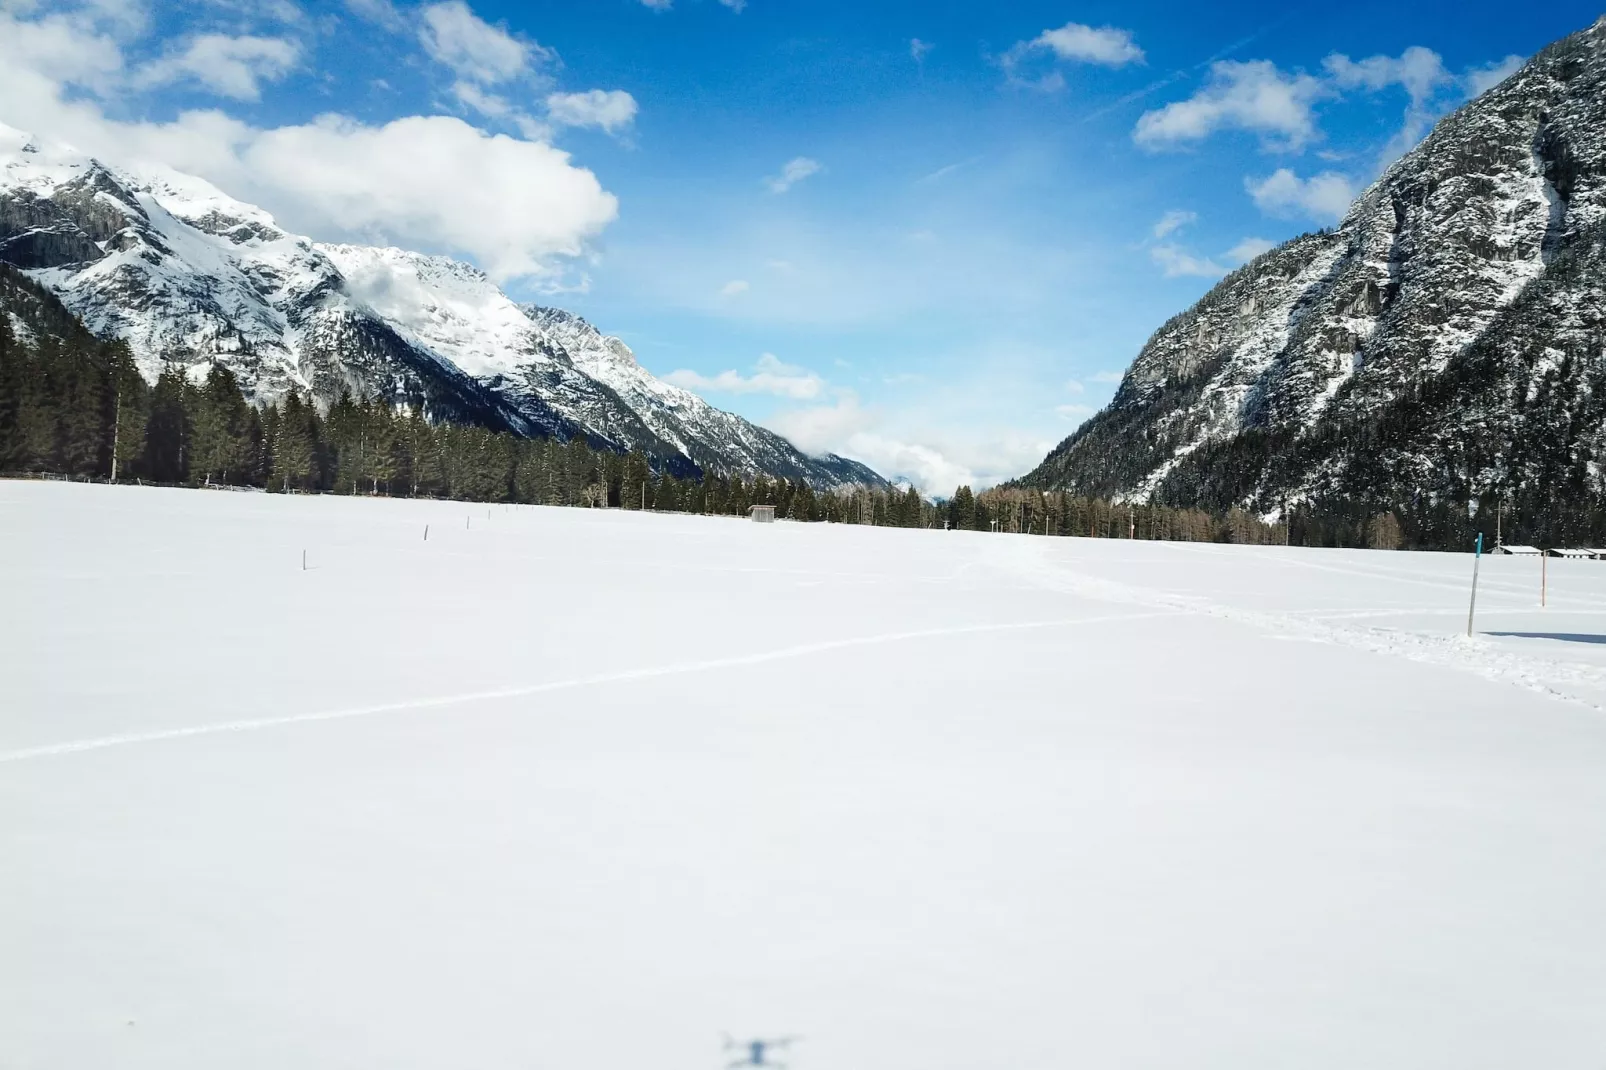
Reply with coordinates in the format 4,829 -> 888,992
0,611 -> 1175,764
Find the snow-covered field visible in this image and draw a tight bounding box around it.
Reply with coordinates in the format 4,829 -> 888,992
6,480 -> 1606,1069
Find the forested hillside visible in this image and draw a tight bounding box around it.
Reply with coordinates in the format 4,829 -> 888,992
1017,16 -> 1606,552
0,265 -> 936,524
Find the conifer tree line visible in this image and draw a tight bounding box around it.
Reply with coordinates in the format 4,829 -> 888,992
944,485 -> 1288,544
0,291 -> 960,525
0,268 -> 1409,548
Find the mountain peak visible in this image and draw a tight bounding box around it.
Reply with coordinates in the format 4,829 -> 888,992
0,149 -> 886,490
1017,14 -> 1606,517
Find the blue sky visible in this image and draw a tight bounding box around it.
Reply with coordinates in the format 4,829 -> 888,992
2,0 -> 1600,489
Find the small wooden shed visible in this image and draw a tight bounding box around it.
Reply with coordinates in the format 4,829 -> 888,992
750,504 -> 776,523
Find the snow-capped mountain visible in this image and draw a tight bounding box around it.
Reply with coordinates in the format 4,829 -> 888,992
1021,16 -> 1606,517
0,124 -> 884,490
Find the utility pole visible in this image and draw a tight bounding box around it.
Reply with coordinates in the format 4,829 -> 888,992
1497,491 -> 1504,549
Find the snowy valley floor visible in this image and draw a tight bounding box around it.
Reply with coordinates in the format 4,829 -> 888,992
5,481 -> 1606,1069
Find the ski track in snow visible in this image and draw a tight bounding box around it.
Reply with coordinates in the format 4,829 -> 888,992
0,612 -> 1175,764
993,538 -> 1606,713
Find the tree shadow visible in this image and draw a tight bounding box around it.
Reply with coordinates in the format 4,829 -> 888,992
1486,632 -> 1606,646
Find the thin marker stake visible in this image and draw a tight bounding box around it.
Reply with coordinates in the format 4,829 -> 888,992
302,549 -> 306,572
1466,532 -> 1483,637
424,524 -> 429,542
1542,549 -> 1548,608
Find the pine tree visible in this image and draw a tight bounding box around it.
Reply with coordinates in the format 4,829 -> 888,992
273,389 -> 317,492
0,313 -> 20,469
790,481 -> 816,521
142,367 -> 192,483
192,363 -> 251,484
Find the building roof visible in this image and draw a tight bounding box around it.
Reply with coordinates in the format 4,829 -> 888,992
1496,545 -> 1543,555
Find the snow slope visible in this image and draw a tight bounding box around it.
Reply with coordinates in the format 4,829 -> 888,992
5,480 -> 1606,1069
0,124 -> 882,489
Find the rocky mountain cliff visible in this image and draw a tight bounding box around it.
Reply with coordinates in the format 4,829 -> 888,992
1020,16 -> 1606,533
0,125 -> 883,491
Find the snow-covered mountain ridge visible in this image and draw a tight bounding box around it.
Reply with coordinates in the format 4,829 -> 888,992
1019,16 -> 1606,519
0,125 -> 884,490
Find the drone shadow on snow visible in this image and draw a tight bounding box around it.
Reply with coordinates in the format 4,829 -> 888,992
1486,632 -> 1606,646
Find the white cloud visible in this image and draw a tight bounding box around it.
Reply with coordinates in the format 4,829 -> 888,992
719,279 -> 749,297
1151,209 -> 1196,240
1325,46 -> 1454,159
638,0 -> 673,9
767,398 -> 1051,493
1064,379 -> 1085,394
1002,21 -> 1142,90
1246,168 -> 1357,223
1031,23 -> 1144,67
1225,236 -> 1276,264
198,0 -> 307,25
717,0 -> 746,11
1463,54 -> 1524,97
418,0 -> 544,85
545,89 -> 638,134
1324,46 -> 1449,103
134,34 -> 299,101
242,116 -> 616,279
0,13 -> 616,283
910,38 -> 933,63
1150,244 -> 1225,279
664,353 -> 825,400
1089,370 -> 1124,383
1,5 -> 129,97
766,156 -> 821,194
452,80 -> 510,117
344,0 -> 406,31
1134,60 -> 1327,151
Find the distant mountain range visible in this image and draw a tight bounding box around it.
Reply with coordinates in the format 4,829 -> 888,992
0,124 -> 884,491
1019,16 -> 1606,528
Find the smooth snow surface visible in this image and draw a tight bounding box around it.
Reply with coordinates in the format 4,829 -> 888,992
6,481 -> 1606,1069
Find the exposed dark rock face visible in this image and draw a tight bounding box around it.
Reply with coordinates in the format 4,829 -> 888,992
1019,17 -> 1606,521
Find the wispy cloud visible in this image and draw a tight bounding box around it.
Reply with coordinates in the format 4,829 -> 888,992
134,34 -> 300,100
546,89 -> 638,134
1225,236 -> 1276,263
665,353 -> 824,399
1150,244 -> 1225,279
418,1 -> 547,85
766,156 -> 821,194
1226,236 -> 1278,261
1463,54 -> 1524,96
1151,209 -> 1197,240
1246,168 -> 1357,222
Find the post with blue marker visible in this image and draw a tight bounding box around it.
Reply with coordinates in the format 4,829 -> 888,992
1466,532 -> 1483,638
